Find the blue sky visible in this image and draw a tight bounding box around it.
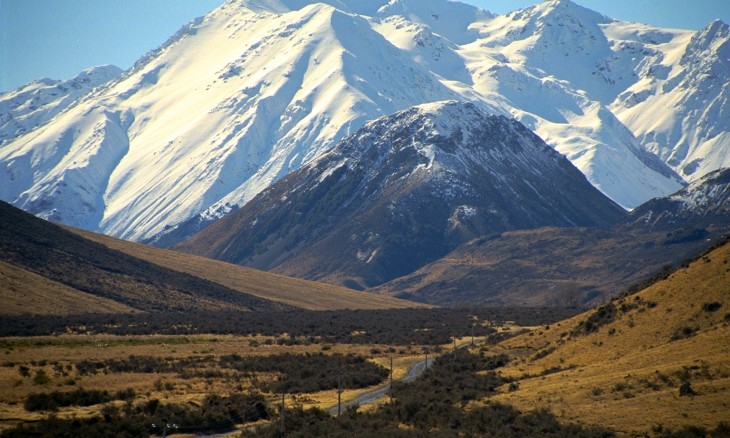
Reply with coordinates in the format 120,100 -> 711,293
1,0 -> 728,93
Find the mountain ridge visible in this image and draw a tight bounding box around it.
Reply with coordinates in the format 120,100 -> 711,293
372,167 -> 730,307
0,65 -> 122,145
1,0 -> 726,245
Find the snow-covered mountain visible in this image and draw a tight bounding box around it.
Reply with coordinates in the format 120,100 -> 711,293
1,0 -> 725,244
463,0 -> 688,208
610,19 -> 730,180
0,65 -> 122,144
175,101 -> 625,288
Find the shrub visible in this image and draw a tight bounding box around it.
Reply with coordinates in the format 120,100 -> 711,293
219,353 -> 388,394
702,302 -> 722,312
678,382 -> 696,397
242,350 -> 613,437
32,370 -> 51,386
573,303 -> 617,336
670,326 -> 696,341
4,393 -> 268,437
17,365 -> 30,377
24,388 -> 135,412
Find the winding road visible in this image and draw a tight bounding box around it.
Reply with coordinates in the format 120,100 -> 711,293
195,342 -> 476,435
328,340 -> 477,415
327,356 -> 435,415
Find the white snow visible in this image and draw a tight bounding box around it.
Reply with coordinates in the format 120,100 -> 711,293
0,65 -> 122,145
1,0 -> 726,242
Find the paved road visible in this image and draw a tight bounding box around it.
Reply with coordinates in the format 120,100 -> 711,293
196,342 -> 477,435
328,341 -> 478,415
327,356 -> 435,415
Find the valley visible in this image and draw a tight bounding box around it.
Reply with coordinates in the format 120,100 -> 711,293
0,240 -> 727,436
1,0 -> 729,436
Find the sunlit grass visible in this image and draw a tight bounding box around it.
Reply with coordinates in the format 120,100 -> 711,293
490,242 -> 730,435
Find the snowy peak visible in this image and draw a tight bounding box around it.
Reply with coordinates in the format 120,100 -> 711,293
503,0 -> 615,95
685,19 -> 729,56
376,0 -> 492,44
679,19 -> 729,86
512,0 -> 609,26
227,0 -> 387,15
0,65 -> 122,144
609,17 -> 729,182
2,0 -> 727,247
334,101 -> 558,173
501,0 -> 611,47
70,65 -> 124,88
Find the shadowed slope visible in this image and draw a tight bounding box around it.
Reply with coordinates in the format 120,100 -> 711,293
73,228 -> 428,311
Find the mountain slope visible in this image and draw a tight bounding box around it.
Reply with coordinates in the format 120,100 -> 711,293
0,201 -> 419,314
73,227 -> 428,311
610,19 -> 730,180
626,167 -> 730,231
0,201 -> 286,314
375,166 -> 730,306
0,261 -> 136,316
463,0 -> 686,208
491,238 -> 730,435
5,0 -> 725,245
0,1 -> 463,244
176,101 -> 625,288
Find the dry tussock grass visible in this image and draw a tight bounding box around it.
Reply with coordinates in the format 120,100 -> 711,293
0,262 -> 135,316
490,242 -> 730,435
72,228 -> 428,311
0,333 -> 452,432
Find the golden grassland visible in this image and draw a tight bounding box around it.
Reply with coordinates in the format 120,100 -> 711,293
0,333 -> 444,433
71,227 -> 429,311
487,242 -> 730,435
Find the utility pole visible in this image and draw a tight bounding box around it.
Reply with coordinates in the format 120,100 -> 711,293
337,372 -> 342,416
389,356 -> 393,398
280,389 -> 285,438
471,323 -> 475,345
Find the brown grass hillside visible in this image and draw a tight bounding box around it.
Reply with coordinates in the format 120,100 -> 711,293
72,228 -> 428,311
1,200 -> 421,315
0,262 -> 135,315
489,238 -> 730,435
0,201 -> 286,314
375,226 -> 728,307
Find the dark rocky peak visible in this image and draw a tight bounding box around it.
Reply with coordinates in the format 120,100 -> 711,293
176,101 -> 625,288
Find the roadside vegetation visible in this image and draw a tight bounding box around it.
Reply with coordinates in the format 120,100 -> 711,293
0,308 -> 540,436
244,349 -> 614,437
